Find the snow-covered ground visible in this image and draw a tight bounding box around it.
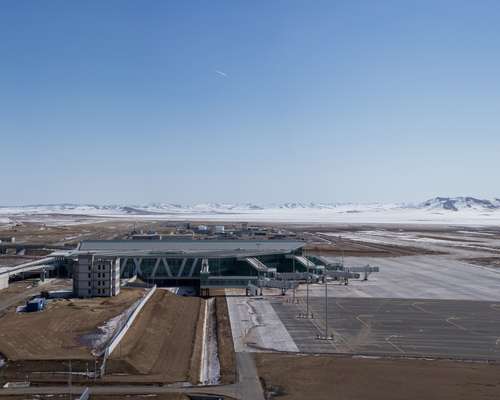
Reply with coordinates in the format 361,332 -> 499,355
2,197 -> 500,225
226,294 -> 299,352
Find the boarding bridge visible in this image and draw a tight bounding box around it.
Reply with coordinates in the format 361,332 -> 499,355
276,272 -> 320,283
286,255 -> 325,274
325,270 -> 361,280
291,255 -> 316,269
346,265 -> 380,280
243,257 -> 271,274
306,255 -> 344,271
201,275 -> 260,289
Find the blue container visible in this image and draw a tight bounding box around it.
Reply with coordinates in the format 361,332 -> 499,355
26,297 -> 46,312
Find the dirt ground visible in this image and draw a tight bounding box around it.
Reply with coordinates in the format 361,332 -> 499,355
215,296 -> 236,384
0,220 -> 156,247
256,353 -> 500,400
106,289 -> 203,384
0,395 -> 189,400
0,288 -> 145,361
0,279 -> 66,308
461,257 -> 500,268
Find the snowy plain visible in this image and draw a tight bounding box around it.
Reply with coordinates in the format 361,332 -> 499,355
2,203 -> 500,226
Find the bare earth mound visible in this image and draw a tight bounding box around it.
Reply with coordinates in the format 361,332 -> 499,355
106,289 -> 203,384
0,288 -> 144,361
256,353 -> 500,400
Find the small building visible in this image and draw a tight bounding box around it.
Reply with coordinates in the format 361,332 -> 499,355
162,233 -> 194,240
197,225 -> 209,233
214,225 -> 225,234
26,297 -> 46,312
73,254 -> 121,297
131,233 -> 162,240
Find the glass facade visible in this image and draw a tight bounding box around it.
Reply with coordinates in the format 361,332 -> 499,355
116,249 -> 303,284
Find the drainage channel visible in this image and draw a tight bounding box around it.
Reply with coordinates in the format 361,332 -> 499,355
199,297 -> 221,385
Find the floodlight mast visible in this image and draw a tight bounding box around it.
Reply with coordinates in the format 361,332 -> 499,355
305,248 -> 310,318
325,274 -> 328,338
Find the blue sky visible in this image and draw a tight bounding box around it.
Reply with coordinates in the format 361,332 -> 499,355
1,1 -> 500,205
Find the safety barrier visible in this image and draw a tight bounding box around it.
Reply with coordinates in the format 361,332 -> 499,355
99,285 -> 157,376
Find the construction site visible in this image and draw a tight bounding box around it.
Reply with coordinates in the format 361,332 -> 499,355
1,220 -> 500,399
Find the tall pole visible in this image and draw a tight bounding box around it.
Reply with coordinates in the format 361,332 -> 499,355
68,359 -> 72,400
324,276 -> 328,338
292,256 -> 296,303
305,248 -> 309,317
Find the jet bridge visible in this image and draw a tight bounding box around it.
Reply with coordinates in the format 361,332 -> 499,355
276,272 -> 320,283
346,265 -> 380,280
243,257 -> 271,274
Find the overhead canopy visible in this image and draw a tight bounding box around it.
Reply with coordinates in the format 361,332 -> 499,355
77,239 -> 305,258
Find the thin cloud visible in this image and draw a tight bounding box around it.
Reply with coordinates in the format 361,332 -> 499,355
215,70 -> 228,77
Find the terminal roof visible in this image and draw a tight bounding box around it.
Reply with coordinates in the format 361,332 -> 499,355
77,239 -> 305,256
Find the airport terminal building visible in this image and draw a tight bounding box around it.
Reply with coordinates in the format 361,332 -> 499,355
73,240 -> 312,295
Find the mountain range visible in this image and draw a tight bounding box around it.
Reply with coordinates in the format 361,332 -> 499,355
1,197 -> 500,215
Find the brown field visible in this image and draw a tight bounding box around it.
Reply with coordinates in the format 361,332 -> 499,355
256,353 -> 500,400
462,257 -> 500,268
0,281 -> 36,310
215,296 -> 236,384
0,288 -> 145,361
106,289 -> 203,384
0,220 -> 155,247
0,395 -> 189,400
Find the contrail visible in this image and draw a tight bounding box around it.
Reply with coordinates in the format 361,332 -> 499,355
215,70 -> 228,77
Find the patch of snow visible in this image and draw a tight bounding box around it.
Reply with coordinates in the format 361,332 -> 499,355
80,298 -> 143,356
200,298 -> 220,385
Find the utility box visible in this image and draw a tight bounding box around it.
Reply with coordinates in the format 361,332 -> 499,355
26,297 -> 46,312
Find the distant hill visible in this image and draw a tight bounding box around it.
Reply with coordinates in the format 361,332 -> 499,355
1,197 -> 500,225
418,197 -> 500,212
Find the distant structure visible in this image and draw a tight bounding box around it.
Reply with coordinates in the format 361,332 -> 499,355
196,225 -> 209,234
131,232 -> 162,240
73,254 -> 121,297
214,225 -> 225,234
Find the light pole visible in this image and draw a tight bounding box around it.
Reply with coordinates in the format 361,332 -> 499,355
324,275 -> 328,339
305,249 -> 310,318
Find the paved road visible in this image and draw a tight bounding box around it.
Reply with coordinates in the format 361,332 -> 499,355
0,384 -> 239,398
0,353 -> 264,400
235,352 -> 265,400
227,296 -> 298,352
